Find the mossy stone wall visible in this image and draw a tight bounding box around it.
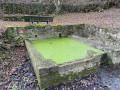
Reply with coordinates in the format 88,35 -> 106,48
5,24 -> 120,47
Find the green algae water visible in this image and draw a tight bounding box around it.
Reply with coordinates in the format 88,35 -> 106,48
32,38 -> 104,64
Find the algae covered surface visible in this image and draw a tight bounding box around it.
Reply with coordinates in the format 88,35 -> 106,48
32,38 -> 103,64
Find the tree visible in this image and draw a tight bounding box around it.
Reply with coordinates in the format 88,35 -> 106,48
50,0 -> 62,14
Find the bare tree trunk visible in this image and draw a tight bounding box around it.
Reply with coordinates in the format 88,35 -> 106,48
51,0 -> 62,14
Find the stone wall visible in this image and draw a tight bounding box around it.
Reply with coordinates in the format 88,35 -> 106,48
5,24 -> 120,46
25,40 -> 102,89
5,23 -> 120,65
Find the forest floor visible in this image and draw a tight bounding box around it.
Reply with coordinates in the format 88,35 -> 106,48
0,7 -> 120,90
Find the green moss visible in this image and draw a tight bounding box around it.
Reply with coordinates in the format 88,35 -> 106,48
80,23 -> 85,24
36,24 -> 45,26
6,27 -> 14,30
6,25 -> 25,29
6,24 -> 39,30
39,63 -> 99,89
53,24 -> 63,29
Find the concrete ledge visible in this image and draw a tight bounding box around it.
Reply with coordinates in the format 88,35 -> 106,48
71,35 -> 120,65
25,40 -> 104,89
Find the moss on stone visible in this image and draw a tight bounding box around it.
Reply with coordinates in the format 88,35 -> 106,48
6,24 -> 45,30
100,53 -> 113,66
6,25 -> 25,29
53,24 -> 63,29
24,25 -> 35,29
6,27 -> 14,31
80,23 -> 85,24
39,62 -> 99,89
76,24 -> 85,30
36,24 -> 45,26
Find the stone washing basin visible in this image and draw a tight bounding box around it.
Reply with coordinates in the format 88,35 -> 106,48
25,38 -> 104,89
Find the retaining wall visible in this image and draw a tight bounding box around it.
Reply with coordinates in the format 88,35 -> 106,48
5,24 -> 120,46
5,23 -> 120,65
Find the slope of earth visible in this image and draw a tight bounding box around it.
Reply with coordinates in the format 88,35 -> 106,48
0,7 -> 120,33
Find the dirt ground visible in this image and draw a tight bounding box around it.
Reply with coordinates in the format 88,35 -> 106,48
0,7 -> 120,32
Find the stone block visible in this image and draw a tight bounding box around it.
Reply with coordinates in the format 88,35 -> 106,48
39,68 -> 49,76
25,40 -> 104,89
